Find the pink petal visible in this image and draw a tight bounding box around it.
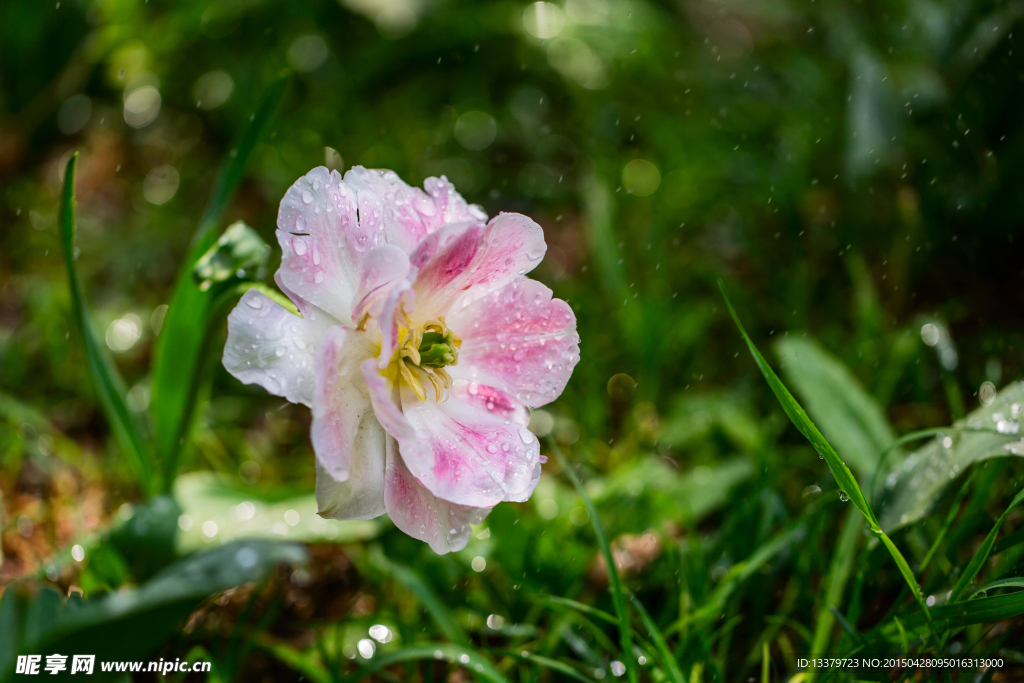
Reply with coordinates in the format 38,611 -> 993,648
315,420 -> 387,521
311,326 -> 380,481
396,383 -> 541,506
222,288 -> 334,407
451,380 -> 529,426
447,278 -> 579,407
276,167 -> 367,322
410,213 -> 547,320
383,436 -> 489,554
351,244 -> 413,323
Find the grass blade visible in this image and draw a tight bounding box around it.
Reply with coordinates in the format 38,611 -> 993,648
718,282 -> 934,637
150,74 -> 287,487
58,153 -> 159,496
545,596 -> 618,625
343,644 -> 507,683
948,487 -> 1024,602
970,577 -> 1024,600
626,591 -> 685,683
808,509 -> 861,680
369,548 -> 470,647
550,439 -> 637,683
488,650 -> 595,683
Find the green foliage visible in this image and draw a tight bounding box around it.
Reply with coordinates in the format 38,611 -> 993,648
4,0 -> 1024,679
58,154 -> 159,495
0,541 -> 306,682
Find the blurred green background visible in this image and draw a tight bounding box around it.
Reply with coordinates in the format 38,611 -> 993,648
3,0 -> 1024,680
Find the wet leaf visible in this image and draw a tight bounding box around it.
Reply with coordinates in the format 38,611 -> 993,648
875,381 -> 1024,532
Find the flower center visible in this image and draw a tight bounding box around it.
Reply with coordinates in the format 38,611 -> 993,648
392,318 -> 461,402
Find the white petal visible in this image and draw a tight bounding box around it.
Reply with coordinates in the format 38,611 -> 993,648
222,289 -> 332,406
315,413 -> 387,521
311,325 -> 379,481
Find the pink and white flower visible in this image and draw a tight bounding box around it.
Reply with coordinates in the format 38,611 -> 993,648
222,166 -> 580,553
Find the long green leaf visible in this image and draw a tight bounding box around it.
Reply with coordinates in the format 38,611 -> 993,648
343,644 -> 508,683
550,440 -> 637,683
719,284 -> 874,526
150,74 -> 287,487
719,282 -> 934,634
949,487 -> 1024,602
58,153 -> 159,495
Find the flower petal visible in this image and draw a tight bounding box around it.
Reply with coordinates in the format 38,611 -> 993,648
450,380 -> 529,426
343,167 -> 484,254
351,244 -> 413,322
447,278 -> 579,407
410,213 -> 547,319
311,326 -> 380,481
362,360 -> 538,506
395,383 -> 540,507
422,175 -> 488,228
383,435 -> 489,554
276,167 -> 367,323
222,288 -> 333,406
315,415 -> 387,521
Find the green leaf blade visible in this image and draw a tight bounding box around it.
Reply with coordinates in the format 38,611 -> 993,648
149,75 -> 288,486
58,153 -> 159,496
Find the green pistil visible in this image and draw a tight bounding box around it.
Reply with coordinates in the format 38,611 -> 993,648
418,330 -> 457,368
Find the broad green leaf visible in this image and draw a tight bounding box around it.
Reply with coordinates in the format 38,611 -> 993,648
192,221 -> 271,290
0,540 -> 306,683
369,547 -> 470,647
58,153 -> 159,495
875,381 -> 1024,532
343,643 -> 508,683
551,440 -> 637,683
174,472 -> 383,553
150,75 -> 287,487
105,494 -> 181,580
593,456 -> 753,522
775,337 -> 894,476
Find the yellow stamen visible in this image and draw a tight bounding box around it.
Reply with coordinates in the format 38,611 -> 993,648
400,363 -> 426,401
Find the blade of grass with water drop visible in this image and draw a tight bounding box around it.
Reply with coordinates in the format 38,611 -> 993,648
488,650 -> 594,683
343,644 -> 507,683
718,282 -> 935,639
150,74 -> 287,488
544,596 -> 618,625
626,591 -> 685,683
368,547 -> 470,647
58,153 -> 159,496
948,487 -> 1024,602
549,439 -> 637,683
